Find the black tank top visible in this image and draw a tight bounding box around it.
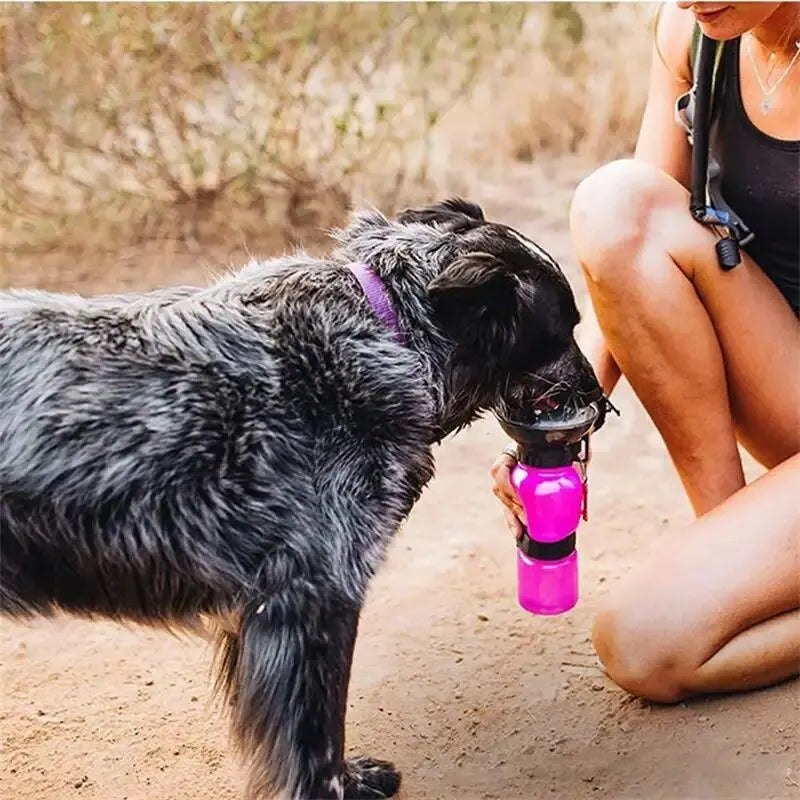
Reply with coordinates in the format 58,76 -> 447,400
712,38 -> 800,316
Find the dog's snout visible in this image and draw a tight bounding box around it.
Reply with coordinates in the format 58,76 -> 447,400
542,339 -> 600,397
496,338 -> 602,424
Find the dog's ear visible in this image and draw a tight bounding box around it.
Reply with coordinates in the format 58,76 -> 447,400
428,253 -> 521,353
428,252 -> 515,298
396,198 -> 485,232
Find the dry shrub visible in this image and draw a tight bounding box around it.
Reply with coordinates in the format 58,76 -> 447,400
429,3 -> 655,183
0,3 -> 656,263
511,3 -> 654,163
1,3 -> 527,256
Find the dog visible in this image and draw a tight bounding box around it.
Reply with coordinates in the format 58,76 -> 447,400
0,199 -> 601,799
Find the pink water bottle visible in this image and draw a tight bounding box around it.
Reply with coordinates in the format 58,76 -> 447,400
512,456 -> 583,615
498,402 -> 605,616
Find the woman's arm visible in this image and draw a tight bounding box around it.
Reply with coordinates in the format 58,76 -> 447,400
633,3 -> 695,185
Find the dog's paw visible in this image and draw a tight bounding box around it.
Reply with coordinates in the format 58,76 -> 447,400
342,756 -> 401,798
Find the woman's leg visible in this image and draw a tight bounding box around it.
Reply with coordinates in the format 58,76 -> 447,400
591,453 -> 800,703
569,159 -> 800,516
568,158 -> 800,700
575,300 -> 622,397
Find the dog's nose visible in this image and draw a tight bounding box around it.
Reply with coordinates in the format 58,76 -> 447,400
580,359 -> 603,394
566,341 -> 601,393
551,339 -> 598,385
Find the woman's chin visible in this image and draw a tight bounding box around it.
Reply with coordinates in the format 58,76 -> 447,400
695,6 -> 754,41
698,22 -> 745,41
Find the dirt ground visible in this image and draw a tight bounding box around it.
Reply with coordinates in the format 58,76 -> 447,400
2,162 -> 798,800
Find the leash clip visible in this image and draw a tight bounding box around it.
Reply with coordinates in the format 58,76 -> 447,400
576,436 -> 591,522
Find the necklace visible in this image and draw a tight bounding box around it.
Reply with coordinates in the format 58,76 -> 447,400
744,34 -> 800,113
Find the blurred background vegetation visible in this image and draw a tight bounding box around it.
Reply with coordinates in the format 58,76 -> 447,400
1,2 -> 654,285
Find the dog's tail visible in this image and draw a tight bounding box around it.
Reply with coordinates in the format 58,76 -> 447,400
213,619 -> 298,799
213,584 -> 360,800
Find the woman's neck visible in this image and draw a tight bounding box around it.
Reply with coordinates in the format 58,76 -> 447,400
751,3 -> 800,56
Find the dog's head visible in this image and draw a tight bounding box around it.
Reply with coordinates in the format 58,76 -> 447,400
396,199 -> 603,434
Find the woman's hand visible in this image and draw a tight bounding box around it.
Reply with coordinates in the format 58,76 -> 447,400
489,447 -> 526,539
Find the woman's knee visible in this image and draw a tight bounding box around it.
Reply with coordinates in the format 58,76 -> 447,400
591,598 -> 692,704
569,159 -> 682,287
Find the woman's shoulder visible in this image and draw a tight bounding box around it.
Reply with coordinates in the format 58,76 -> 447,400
655,3 -> 697,84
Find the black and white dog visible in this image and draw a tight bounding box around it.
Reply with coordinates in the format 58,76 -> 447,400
0,200 -> 601,799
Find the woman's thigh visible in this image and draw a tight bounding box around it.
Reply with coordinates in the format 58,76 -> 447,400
596,452 -> 800,677
573,159 -> 800,468
661,185 -> 800,468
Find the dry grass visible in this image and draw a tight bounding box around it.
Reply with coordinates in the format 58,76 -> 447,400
0,2 -> 656,277
466,3 -> 654,165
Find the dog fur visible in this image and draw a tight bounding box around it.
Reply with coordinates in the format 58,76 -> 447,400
0,199 -> 600,799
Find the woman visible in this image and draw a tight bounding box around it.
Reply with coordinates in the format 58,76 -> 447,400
491,1 -> 799,703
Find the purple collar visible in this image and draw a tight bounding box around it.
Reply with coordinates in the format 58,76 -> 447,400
348,262 -> 405,345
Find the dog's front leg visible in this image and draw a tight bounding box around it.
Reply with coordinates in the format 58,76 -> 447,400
215,583 -> 400,800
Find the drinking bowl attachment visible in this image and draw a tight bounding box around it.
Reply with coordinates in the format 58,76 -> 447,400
497,402 -> 602,448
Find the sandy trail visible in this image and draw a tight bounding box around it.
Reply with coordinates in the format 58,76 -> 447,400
2,162 -> 798,799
